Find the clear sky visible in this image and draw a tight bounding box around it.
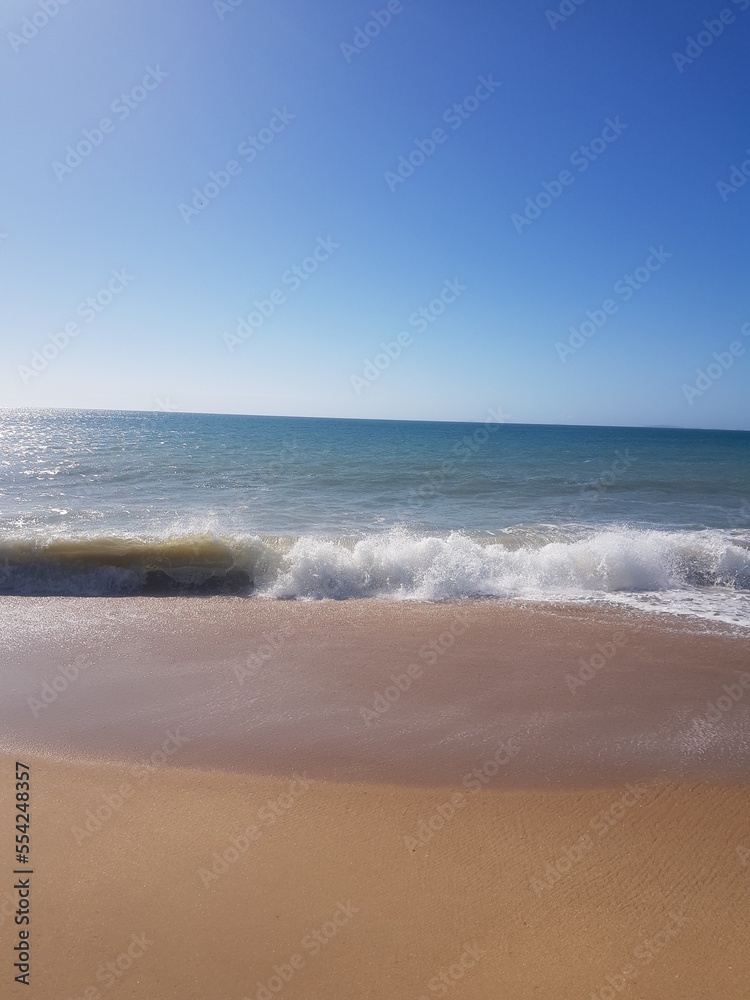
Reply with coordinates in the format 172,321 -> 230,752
1,0 -> 748,428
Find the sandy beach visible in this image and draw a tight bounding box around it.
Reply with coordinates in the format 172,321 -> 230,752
2,597 -> 750,784
5,0 -> 750,991
1,598 -> 749,998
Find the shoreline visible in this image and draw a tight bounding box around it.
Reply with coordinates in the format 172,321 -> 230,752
1,522 -> 748,630
1,596 -> 748,786
2,597 -> 749,997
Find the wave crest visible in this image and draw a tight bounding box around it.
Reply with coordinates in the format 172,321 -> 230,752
1,527 -> 748,612
267,526 -> 750,600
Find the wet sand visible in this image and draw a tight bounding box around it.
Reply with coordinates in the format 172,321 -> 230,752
0,598 -> 749,998
0,597 -> 749,784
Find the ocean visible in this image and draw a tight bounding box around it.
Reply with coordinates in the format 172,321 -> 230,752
1,408 -> 749,627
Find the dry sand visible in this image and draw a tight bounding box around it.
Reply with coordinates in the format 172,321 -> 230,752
0,598 -> 749,998
2,759 -> 749,999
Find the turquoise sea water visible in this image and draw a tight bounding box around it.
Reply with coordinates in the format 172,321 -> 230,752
1,409 -> 749,625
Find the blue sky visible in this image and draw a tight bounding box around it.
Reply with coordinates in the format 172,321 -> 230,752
1,0 -> 748,428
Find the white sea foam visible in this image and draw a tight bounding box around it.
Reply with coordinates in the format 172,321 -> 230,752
265,526 -> 750,605
1,525 -> 749,627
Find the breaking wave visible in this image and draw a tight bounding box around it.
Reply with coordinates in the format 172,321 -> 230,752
1,525 -> 749,626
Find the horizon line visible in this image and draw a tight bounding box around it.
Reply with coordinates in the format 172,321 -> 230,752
1,405 -> 749,434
